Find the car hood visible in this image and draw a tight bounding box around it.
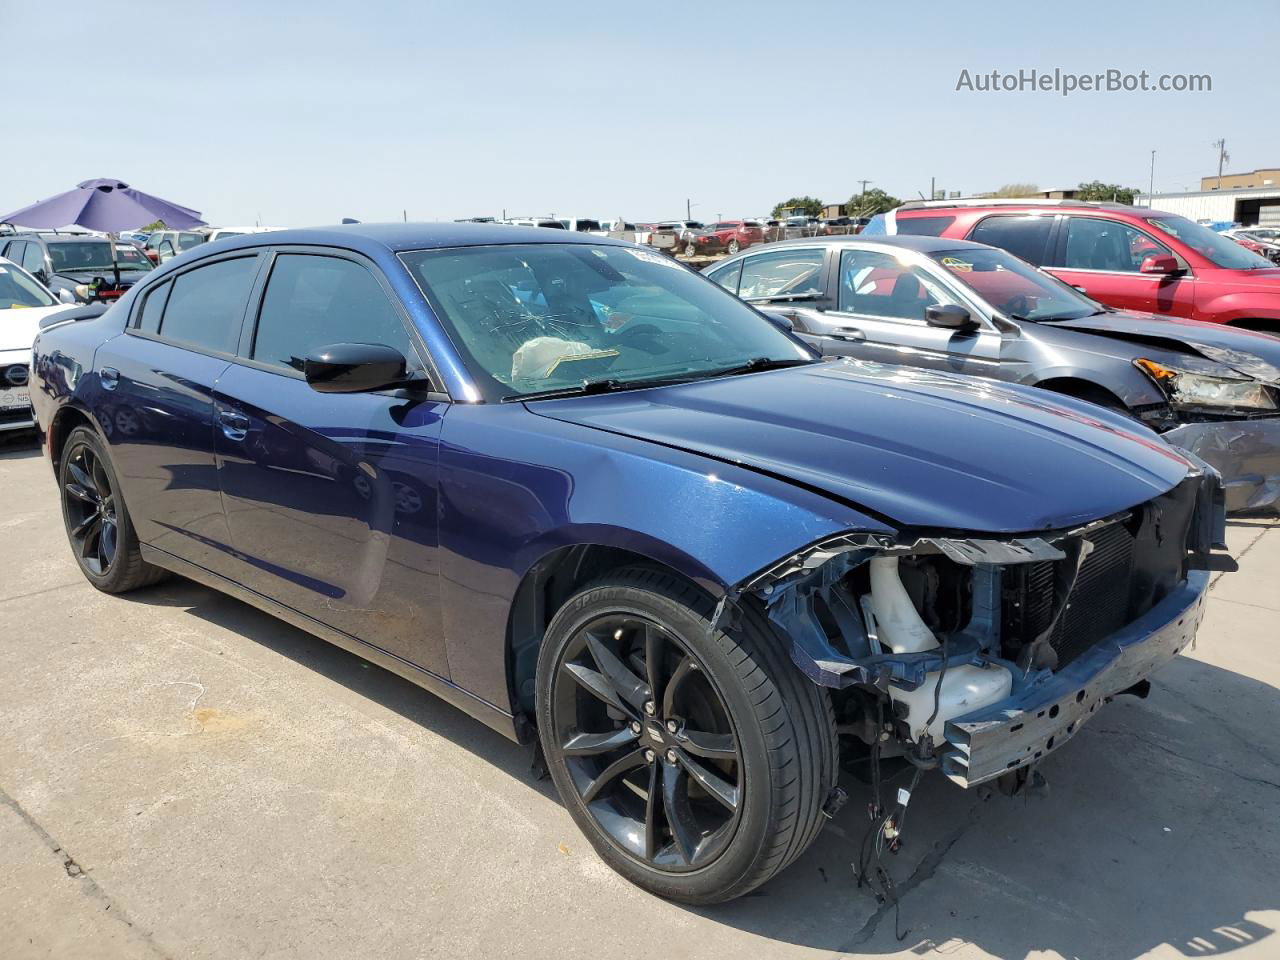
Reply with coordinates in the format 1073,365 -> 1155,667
1052,310 -> 1280,382
527,360 -> 1192,533
0,304 -> 69,353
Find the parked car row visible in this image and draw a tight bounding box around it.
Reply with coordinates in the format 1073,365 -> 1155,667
24,220 -> 1241,906
142,224 -> 283,264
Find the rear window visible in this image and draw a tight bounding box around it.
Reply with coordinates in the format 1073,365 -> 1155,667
895,215 -> 957,237
158,256 -> 258,353
967,215 -> 1053,264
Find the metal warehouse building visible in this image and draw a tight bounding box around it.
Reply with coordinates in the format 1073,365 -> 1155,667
1136,184 -> 1280,227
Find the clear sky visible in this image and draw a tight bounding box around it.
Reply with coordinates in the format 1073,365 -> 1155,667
2,0 -> 1275,227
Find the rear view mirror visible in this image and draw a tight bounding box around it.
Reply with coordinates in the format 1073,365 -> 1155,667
925,304 -> 979,331
1140,254 -> 1181,275
304,342 -> 409,393
57,288 -> 76,304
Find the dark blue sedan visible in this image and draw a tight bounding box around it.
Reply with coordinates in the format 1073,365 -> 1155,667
31,223 -> 1225,902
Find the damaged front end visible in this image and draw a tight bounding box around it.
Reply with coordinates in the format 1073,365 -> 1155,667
728,467 -> 1228,789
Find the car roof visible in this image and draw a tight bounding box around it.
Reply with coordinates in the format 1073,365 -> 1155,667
206,221 -> 624,255
763,234 -> 992,254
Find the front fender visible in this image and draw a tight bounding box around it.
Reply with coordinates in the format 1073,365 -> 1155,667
436,404 -> 891,709
1198,290 -> 1280,324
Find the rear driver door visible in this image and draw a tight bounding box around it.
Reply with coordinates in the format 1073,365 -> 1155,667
213,248 -> 451,677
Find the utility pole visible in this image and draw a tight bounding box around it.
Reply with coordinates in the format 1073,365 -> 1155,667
686,198 -> 692,220
1213,139 -> 1229,188
930,176 -> 936,201
1148,150 -> 1156,206
857,179 -> 871,196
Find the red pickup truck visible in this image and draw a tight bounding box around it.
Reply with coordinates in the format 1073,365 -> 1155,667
888,200 -> 1280,334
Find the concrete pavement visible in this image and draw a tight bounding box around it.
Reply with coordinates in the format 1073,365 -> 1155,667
1,432 -> 1277,960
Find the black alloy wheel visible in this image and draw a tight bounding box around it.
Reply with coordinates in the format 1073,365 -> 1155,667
58,425 -> 166,593
63,439 -> 119,576
550,612 -> 743,870
537,569 -> 838,903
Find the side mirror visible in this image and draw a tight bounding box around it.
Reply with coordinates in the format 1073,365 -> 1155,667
925,304 -> 979,331
763,311 -> 794,332
303,343 -> 409,394
57,288 -> 76,304
1140,254 -> 1181,275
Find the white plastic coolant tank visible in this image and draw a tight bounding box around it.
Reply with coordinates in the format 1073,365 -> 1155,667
892,663 -> 1013,744
868,556 -> 1013,744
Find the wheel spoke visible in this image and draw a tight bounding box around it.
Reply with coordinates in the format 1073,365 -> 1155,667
643,623 -> 665,708
80,516 -> 102,560
643,763 -> 660,860
64,482 -> 96,504
581,749 -> 647,804
100,520 -> 117,565
677,751 -> 739,812
679,728 -> 737,760
67,460 -> 96,498
661,655 -> 696,720
71,513 -> 98,537
562,726 -> 638,757
585,632 -> 650,712
660,759 -> 701,864
563,663 -> 633,717
89,454 -> 110,499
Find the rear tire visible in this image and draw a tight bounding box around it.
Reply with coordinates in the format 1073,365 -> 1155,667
58,425 -> 166,594
535,568 -> 837,903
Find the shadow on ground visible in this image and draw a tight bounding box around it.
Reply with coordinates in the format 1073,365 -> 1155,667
124,574 -> 1280,960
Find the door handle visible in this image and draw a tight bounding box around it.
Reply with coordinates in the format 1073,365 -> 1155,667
100,366 -> 120,390
828,327 -> 866,342
217,408 -> 250,441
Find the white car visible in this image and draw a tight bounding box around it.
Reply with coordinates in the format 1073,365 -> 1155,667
502,218 -> 567,230
202,225 -> 284,244
0,257 -> 71,433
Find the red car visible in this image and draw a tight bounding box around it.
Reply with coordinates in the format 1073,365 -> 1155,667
888,200 -> 1280,333
703,220 -> 764,255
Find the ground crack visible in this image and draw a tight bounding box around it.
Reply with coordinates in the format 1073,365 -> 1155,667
1094,727 -> 1280,791
840,803 -> 981,951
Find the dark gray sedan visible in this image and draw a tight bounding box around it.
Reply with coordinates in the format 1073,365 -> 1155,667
705,235 -> 1280,513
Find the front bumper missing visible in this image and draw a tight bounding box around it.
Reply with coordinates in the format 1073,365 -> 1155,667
1164,418 -> 1280,515
941,570 -> 1210,788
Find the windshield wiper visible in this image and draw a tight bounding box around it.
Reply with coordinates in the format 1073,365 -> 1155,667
746,293 -> 822,304
505,374 -> 692,403
699,356 -> 816,378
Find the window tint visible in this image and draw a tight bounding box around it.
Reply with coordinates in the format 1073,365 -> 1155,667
737,249 -> 824,299
252,255 -> 413,373
1062,217 -> 1170,273
137,281 -> 171,333
968,215 -> 1053,264
21,243 -> 45,275
706,260 -> 743,294
837,249 -> 957,320
159,256 -> 257,353
0,259 -> 56,308
895,215 -> 956,237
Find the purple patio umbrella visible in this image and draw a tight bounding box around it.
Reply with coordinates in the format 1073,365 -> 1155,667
0,178 -> 205,232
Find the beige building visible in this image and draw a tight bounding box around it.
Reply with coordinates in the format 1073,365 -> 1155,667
1202,168 -> 1280,190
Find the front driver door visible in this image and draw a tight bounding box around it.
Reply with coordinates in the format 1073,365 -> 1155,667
213,249 -> 451,677
805,248 -> 1003,377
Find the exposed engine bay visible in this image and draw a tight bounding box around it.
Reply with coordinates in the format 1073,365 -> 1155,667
720,469 -> 1226,791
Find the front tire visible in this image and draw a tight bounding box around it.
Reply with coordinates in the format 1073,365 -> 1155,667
535,568 -> 837,903
59,425 -> 166,593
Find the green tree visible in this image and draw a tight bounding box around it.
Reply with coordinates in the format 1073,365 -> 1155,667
846,188 -> 901,217
1075,181 -> 1139,204
771,196 -> 824,218
139,219 -> 165,232
991,183 -> 1040,198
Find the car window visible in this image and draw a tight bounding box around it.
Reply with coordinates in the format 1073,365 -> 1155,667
21,243 -> 46,275
737,249 -> 824,299
0,260 -> 56,308
931,248 -> 1095,321
837,249 -> 956,321
158,256 -> 257,354
895,215 -> 957,237
706,260 -> 743,294
1062,217 -> 1170,273
252,254 -> 415,374
136,281 -> 171,333
967,215 -> 1053,264
1146,215 -> 1272,269
178,232 -> 205,250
